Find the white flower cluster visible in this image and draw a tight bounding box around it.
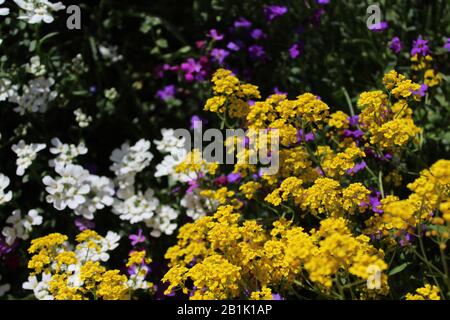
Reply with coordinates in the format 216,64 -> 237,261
0,173 -> 13,205
9,77 -> 57,114
14,0 -> 65,24
154,129 -> 194,183
12,140 -> 46,176
25,56 -> 46,76
0,78 -> 18,102
99,44 -> 123,63
110,138 -> 179,237
180,191 -> 218,220
1,209 -> 43,245
48,137 -> 88,167
22,231 -> 121,300
74,108 -> 92,128
43,162 -> 115,220
110,139 -> 153,199
73,175 -> 114,220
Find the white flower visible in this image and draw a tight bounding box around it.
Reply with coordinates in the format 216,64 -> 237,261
74,231 -> 120,262
0,275 -> 10,297
127,273 -> 150,291
73,175 -> 114,220
0,0 -> 10,16
0,78 -> 17,101
103,231 -> 121,251
99,44 -> 123,63
42,163 -> 91,211
112,189 -> 159,224
110,139 -> 153,199
48,137 -> 88,167
25,56 -> 46,76
14,0 -> 65,24
154,128 -> 186,155
145,205 -> 179,237
181,191 -> 218,220
12,140 -> 46,176
74,108 -> 92,128
22,273 -> 53,300
0,173 -> 13,205
110,139 -> 153,177
154,149 -> 195,183
1,209 -> 43,245
9,77 -> 57,114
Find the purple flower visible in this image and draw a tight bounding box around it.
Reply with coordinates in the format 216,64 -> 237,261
208,29 -> 224,41
272,293 -> 284,300
156,85 -> 176,101
348,115 -> 359,127
211,48 -> 229,65
343,129 -> 364,139
251,29 -> 266,40
234,17 -> 252,28
129,229 -> 146,246
444,38 -> 450,51
273,87 -> 287,95
369,21 -> 389,32
389,37 -> 402,54
227,41 -> 240,51
74,218 -> 95,231
311,8 -> 326,26
413,84 -> 428,97
360,191 -> 383,214
297,129 -> 315,142
190,115 -> 204,130
289,43 -> 301,59
227,173 -> 242,184
347,161 -> 367,175
0,237 -> 13,257
264,5 -> 288,21
411,36 -> 429,56
317,0 -> 329,4
248,45 -> 265,59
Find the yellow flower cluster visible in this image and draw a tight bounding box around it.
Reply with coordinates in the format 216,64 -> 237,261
405,284 -> 441,300
27,231 -> 130,300
204,69 -> 260,118
365,160 -> 450,240
357,70 -> 422,150
162,205 -> 388,299
175,149 -> 219,176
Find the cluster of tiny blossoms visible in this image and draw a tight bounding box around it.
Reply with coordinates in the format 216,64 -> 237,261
159,68 -> 447,300
23,230 -> 153,300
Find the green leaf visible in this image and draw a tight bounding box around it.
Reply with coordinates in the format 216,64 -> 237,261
389,263 -> 410,276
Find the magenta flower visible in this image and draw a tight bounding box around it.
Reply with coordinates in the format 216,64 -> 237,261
389,37 -> 402,54
369,21 -> 389,32
264,5 -> 288,21
180,58 -> 204,82
208,29 -> 224,41
289,43 -> 301,59
411,36 -> 429,56
129,229 -> 146,246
